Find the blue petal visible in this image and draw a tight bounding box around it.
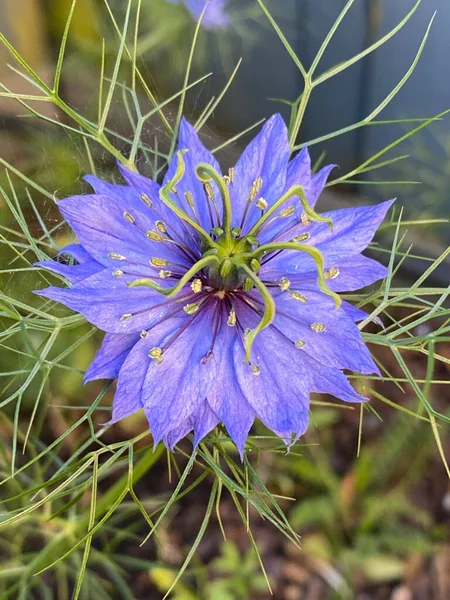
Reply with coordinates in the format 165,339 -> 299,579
261,200 -> 394,275
269,290 -> 379,375
142,306 -> 218,444
304,354 -> 367,404
164,118 -> 222,232
35,269 -> 194,334
110,317 -> 184,424
58,243 -> 94,264
35,259 -> 103,285
233,315 -> 310,440
57,194 -> 189,273
84,332 -> 141,383
229,114 -> 290,231
207,317 -> 255,457
161,401 -> 219,450
284,147 -> 336,209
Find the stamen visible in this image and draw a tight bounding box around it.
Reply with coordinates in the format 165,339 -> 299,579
289,291 -> 307,302
311,322 -> 326,333
159,270 -> 172,279
149,347 -> 163,364
301,213 -> 312,225
228,167 -> 235,183
191,278 -> 202,293
243,278 -> 253,292
254,176 -> 263,193
249,183 -> 258,202
147,231 -> 165,242
250,258 -> 261,273
123,211 -> 135,224
156,221 -> 167,233
324,267 -> 340,280
220,259 -> 233,278
140,330 -> 148,338
250,364 -> 261,376
203,182 -> 214,199
223,175 -> 230,185
279,277 -> 291,291
295,340 -> 306,348
231,227 -> 241,238
112,269 -> 124,277
120,313 -> 132,321
255,198 -> 268,211
140,193 -> 153,207
150,257 -> 169,267
183,302 -> 201,315
280,206 -> 295,218
292,233 -> 310,243
108,252 -> 126,260
227,308 -> 236,327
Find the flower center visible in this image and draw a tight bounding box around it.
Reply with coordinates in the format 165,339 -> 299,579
129,151 -> 340,362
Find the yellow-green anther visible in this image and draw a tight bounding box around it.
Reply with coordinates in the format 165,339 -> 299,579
254,176 -> 263,193
140,193 -> 153,207
220,258 -> 233,278
246,236 -> 260,247
223,175 -> 231,185
159,152 -> 218,249
140,330 -> 148,338
231,227 -> 241,238
204,247 -> 219,257
249,183 -> 258,202
255,198 -> 268,211
191,278 -> 202,293
129,255 -> 219,297
156,221 -> 167,233
240,264 -> 276,362
292,233 -> 310,242
280,206 -> 295,218
196,162 -> 233,236
290,291 -> 307,302
113,269 -> 124,277
204,182 -> 214,199
279,277 -> 290,291
250,364 -> 261,375
311,322 -> 326,333
109,252 -> 126,260
159,270 -> 172,279
301,213 -> 312,225
250,258 -> 261,273
147,231 -> 165,242
228,167 -> 235,183
295,340 -> 306,348
243,278 -> 253,292
254,241 -> 341,308
248,184 -> 333,238
150,257 -> 168,267
227,309 -> 236,327
184,191 -> 195,207
184,302 -> 201,315
124,211 -> 135,224
149,347 -> 163,364
120,313 -> 132,321
324,267 -> 340,280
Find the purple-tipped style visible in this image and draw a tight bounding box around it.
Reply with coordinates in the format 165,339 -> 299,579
36,114 -> 392,457
167,0 -> 229,30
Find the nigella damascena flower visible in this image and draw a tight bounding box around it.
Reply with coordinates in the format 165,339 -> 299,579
167,0 -> 229,30
36,115 -> 393,457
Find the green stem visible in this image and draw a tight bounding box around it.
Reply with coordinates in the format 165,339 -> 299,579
195,163 -> 232,237
254,242 -> 341,307
240,264 -> 276,362
129,255 -> 219,294
246,184 -> 332,238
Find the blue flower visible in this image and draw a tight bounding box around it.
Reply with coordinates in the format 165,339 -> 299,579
36,115 -> 392,456
167,0 -> 229,30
